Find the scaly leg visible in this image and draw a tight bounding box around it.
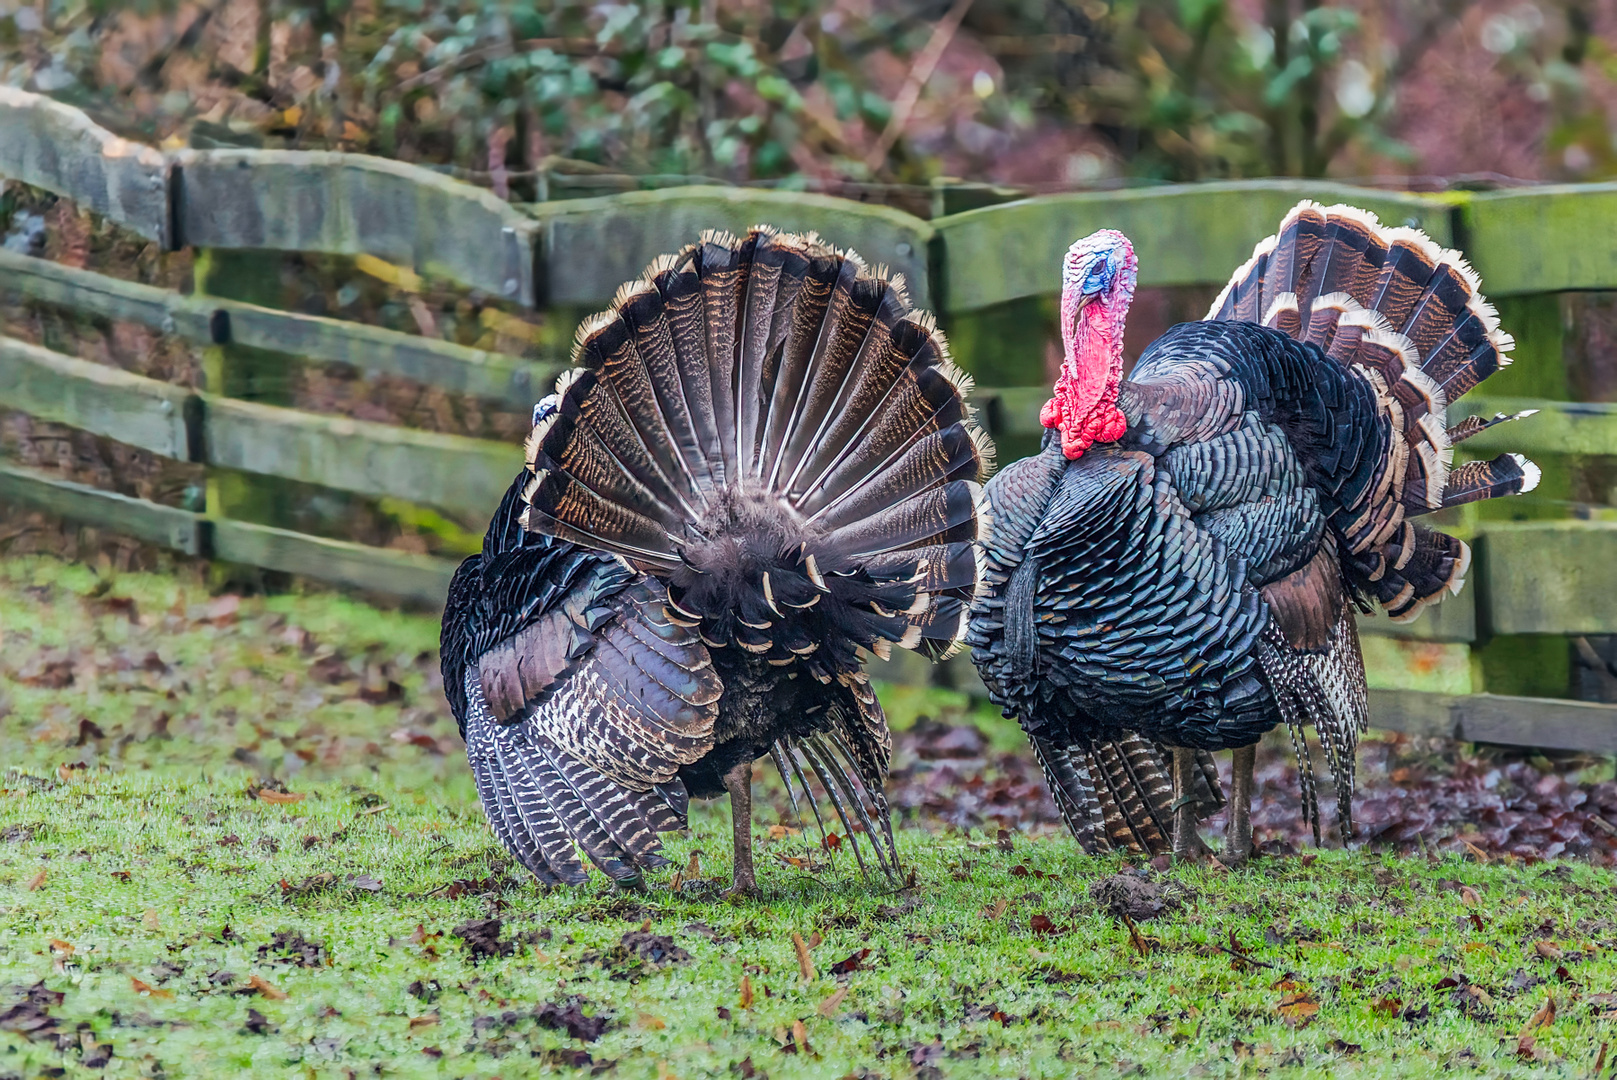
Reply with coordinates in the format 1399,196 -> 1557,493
1170,746 -> 1210,861
1223,743 -> 1256,866
722,760 -> 757,895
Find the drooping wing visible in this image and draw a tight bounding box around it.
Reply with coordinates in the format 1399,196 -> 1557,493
464,572 -> 722,886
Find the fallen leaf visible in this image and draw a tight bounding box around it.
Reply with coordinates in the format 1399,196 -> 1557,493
818,986 -> 850,1018
1459,885 -> 1480,906
25,868 -> 46,891
829,949 -> 871,976
739,974 -> 754,1010
143,909 -> 161,931
1520,993 -> 1555,1039
793,933 -> 817,981
109,870 -> 131,882
246,975 -> 287,1000
408,1014 -> 439,1030
636,1012 -> 666,1031
359,803 -> 389,815
822,832 -> 841,850
684,851 -> 702,878
1468,910 -> 1485,932
1371,996 -> 1403,1016
49,939 -> 73,956
1534,940 -> 1564,961
792,1018 -> 810,1054
130,977 -> 173,1000
1276,993 -> 1319,1027
258,790 -> 305,805
983,898 -> 1009,920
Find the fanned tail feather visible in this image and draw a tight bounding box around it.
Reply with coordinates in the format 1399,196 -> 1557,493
522,227 -> 991,673
1211,201 -> 1532,624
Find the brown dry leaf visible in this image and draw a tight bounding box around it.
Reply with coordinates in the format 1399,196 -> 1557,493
792,1018 -> 810,1054
408,1014 -> 439,1029
258,790 -> 305,805
739,974 -> 754,1010
636,1013 -> 666,1031
247,974 -> 288,1000
982,898 -> 1010,921
130,977 -> 173,1000
109,870 -> 131,882
1276,993 -> 1319,1027
1534,940 -> 1564,961
142,909 -> 161,931
793,933 -> 817,982
766,825 -> 799,841
818,986 -> 850,1018
25,869 -> 46,891
1519,993 -> 1555,1039
49,939 -> 73,957
1371,996 -> 1403,1016
1460,838 -> 1489,863
1459,885 -> 1480,906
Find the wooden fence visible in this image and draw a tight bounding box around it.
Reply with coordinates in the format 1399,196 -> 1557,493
2,87 -> 1616,755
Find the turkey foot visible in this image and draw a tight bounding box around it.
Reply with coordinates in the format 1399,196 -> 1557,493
1221,743 -> 1256,867
723,760 -> 758,896
1170,747 -> 1211,861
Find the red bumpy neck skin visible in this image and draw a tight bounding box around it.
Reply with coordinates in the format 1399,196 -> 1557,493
1041,231 -> 1137,460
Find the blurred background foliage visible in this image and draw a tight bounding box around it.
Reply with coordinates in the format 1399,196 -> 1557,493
2,0 -> 1616,194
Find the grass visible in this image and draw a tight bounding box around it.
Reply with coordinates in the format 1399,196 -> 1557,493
1,556 -> 1615,1078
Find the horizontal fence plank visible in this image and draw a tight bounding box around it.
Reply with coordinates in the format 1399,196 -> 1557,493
173,149 -> 540,305
201,395 -> 519,520
0,463 -> 203,554
1369,688 -> 1617,754
1462,184 -> 1617,296
1476,522 -> 1617,635
210,518 -> 457,606
0,87 -> 170,245
1358,590 -> 1476,643
530,186 -> 935,309
1452,395 -> 1617,457
0,459 -> 457,603
933,181 -> 1452,313
981,387 -> 1617,463
0,249 -> 558,402
0,335 -> 522,517
0,335 -> 194,459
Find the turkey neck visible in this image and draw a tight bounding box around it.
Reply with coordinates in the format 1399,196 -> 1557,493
1046,280 -> 1134,459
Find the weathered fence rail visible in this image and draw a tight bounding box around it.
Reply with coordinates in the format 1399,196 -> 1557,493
4,88 -> 1617,754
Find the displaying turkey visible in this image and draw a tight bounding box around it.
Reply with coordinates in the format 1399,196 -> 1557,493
441,226 -> 991,891
968,201 -> 1538,863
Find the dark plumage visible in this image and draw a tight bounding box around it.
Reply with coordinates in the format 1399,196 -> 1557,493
970,201 -> 1536,862
442,227 -> 991,890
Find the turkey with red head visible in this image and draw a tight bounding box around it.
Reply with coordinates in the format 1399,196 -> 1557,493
968,202 -> 1538,862
442,226 -> 991,891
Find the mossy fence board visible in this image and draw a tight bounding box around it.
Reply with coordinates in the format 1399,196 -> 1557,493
0,250 -> 558,401
3,89 -> 1617,753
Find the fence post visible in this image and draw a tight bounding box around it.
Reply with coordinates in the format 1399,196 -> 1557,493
1470,292 -> 1575,699
192,247 -> 296,586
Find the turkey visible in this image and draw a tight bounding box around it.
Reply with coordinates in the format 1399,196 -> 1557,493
968,201 -> 1538,863
441,226 -> 991,891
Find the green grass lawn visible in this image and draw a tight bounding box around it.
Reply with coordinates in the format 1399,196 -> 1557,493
2,556 -> 1615,1078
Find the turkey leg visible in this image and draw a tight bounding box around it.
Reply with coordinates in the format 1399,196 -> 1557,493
1223,743 -> 1257,866
1170,747 -> 1210,860
722,760 -> 757,895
